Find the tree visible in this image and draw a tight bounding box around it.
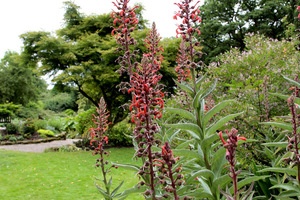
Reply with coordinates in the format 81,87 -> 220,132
198,0 -> 298,64
0,51 -> 46,105
20,1 -> 177,124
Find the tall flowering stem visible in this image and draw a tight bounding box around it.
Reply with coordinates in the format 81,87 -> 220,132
111,0 -> 139,82
219,128 -> 246,200
129,24 -> 165,199
174,0 -> 202,91
90,97 -> 112,195
175,39 -> 191,82
153,142 -> 183,200
130,56 -> 163,199
286,95 -> 300,184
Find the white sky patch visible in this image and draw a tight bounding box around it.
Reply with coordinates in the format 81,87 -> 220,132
0,0 -> 182,59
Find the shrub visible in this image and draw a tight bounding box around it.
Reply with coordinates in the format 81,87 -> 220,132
73,138 -> 93,150
44,93 -> 77,112
17,136 -> 24,141
22,119 -> 36,137
109,120 -> 133,147
5,123 -> 19,135
47,117 -> 64,133
37,129 -> 55,138
74,108 -> 96,136
33,119 -> 47,130
58,144 -> 81,152
8,136 -> 17,142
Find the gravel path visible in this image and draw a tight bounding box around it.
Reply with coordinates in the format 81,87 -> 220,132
0,139 -> 80,153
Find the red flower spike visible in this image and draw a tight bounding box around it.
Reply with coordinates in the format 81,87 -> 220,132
219,131 -> 226,144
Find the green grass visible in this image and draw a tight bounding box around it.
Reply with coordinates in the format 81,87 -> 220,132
0,148 -> 144,200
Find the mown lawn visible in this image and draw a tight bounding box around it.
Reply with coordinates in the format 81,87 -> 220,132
0,148 -> 144,200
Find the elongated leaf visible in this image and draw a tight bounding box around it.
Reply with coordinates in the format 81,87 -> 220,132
172,149 -> 200,159
212,174 -> 232,192
183,189 -> 214,199
201,133 -> 220,151
261,122 -> 293,131
166,128 -> 181,143
175,140 -> 193,149
185,169 -> 215,184
165,107 -> 196,122
195,74 -> 206,91
111,181 -> 124,197
282,75 -> 300,88
107,177 -> 113,191
203,100 -> 234,127
269,92 -> 300,105
229,176 -> 270,194
193,79 -> 217,109
280,190 -> 300,198
111,162 -> 139,172
198,177 -> 213,196
164,123 -> 202,136
270,184 -> 300,192
174,79 -> 194,97
262,142 -> 288,148
206,112 -> 243,136
257,167 -> 297,176
211,148 -> 227,177
117,184 -> 146,197
95,184 -> 111,199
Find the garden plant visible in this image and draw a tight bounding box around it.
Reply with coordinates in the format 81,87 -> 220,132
88,0 -> 300,200
1,0 -> 300,200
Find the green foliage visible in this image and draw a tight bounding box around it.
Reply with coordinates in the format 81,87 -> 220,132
22,119 -> 36,137
5,123 -> 19,135
198,0 -> 298,64
46,117 -> 64,134
208,34 -> 300,165
108,120 -> 133,147
8,136 -> 17,142
33,119 -> 47,130
74,108 -> 96,136
0,102 -> 21,118
20,2 -> 177,125
58,144 -> 81,152
43,92 -> 77,112
37,129 -> 55,138
0,51 -> 47,105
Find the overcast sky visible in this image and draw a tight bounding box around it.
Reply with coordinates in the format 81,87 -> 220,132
0,0 -> 184,59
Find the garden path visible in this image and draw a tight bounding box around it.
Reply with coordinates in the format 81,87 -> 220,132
0,139 -> 79,153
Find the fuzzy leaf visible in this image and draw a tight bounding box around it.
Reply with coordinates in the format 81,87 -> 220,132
261,122 -> 293,131
164,123 -> 202,136
164,107 -> 196,122
212,174 -> 232,192
95,184 -> 111,199
282,75 -> 300,88
201,133 -> 220,151
185,169 -> 215,184
270,184 -> 300,193
174,79 -> 194,97
172,149 -> 200,159
206,112 -> 243,136
229,176 -> 270,194
257,167 -> 297,176
111,162 -> 139,172
262,142 -> 288,148
203,100 -> 234,127
269,93 -> 300,105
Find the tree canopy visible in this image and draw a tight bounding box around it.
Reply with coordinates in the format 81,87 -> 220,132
198,0 -> 298,64
20,1 -> 178,124
0,51 -> 46,105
